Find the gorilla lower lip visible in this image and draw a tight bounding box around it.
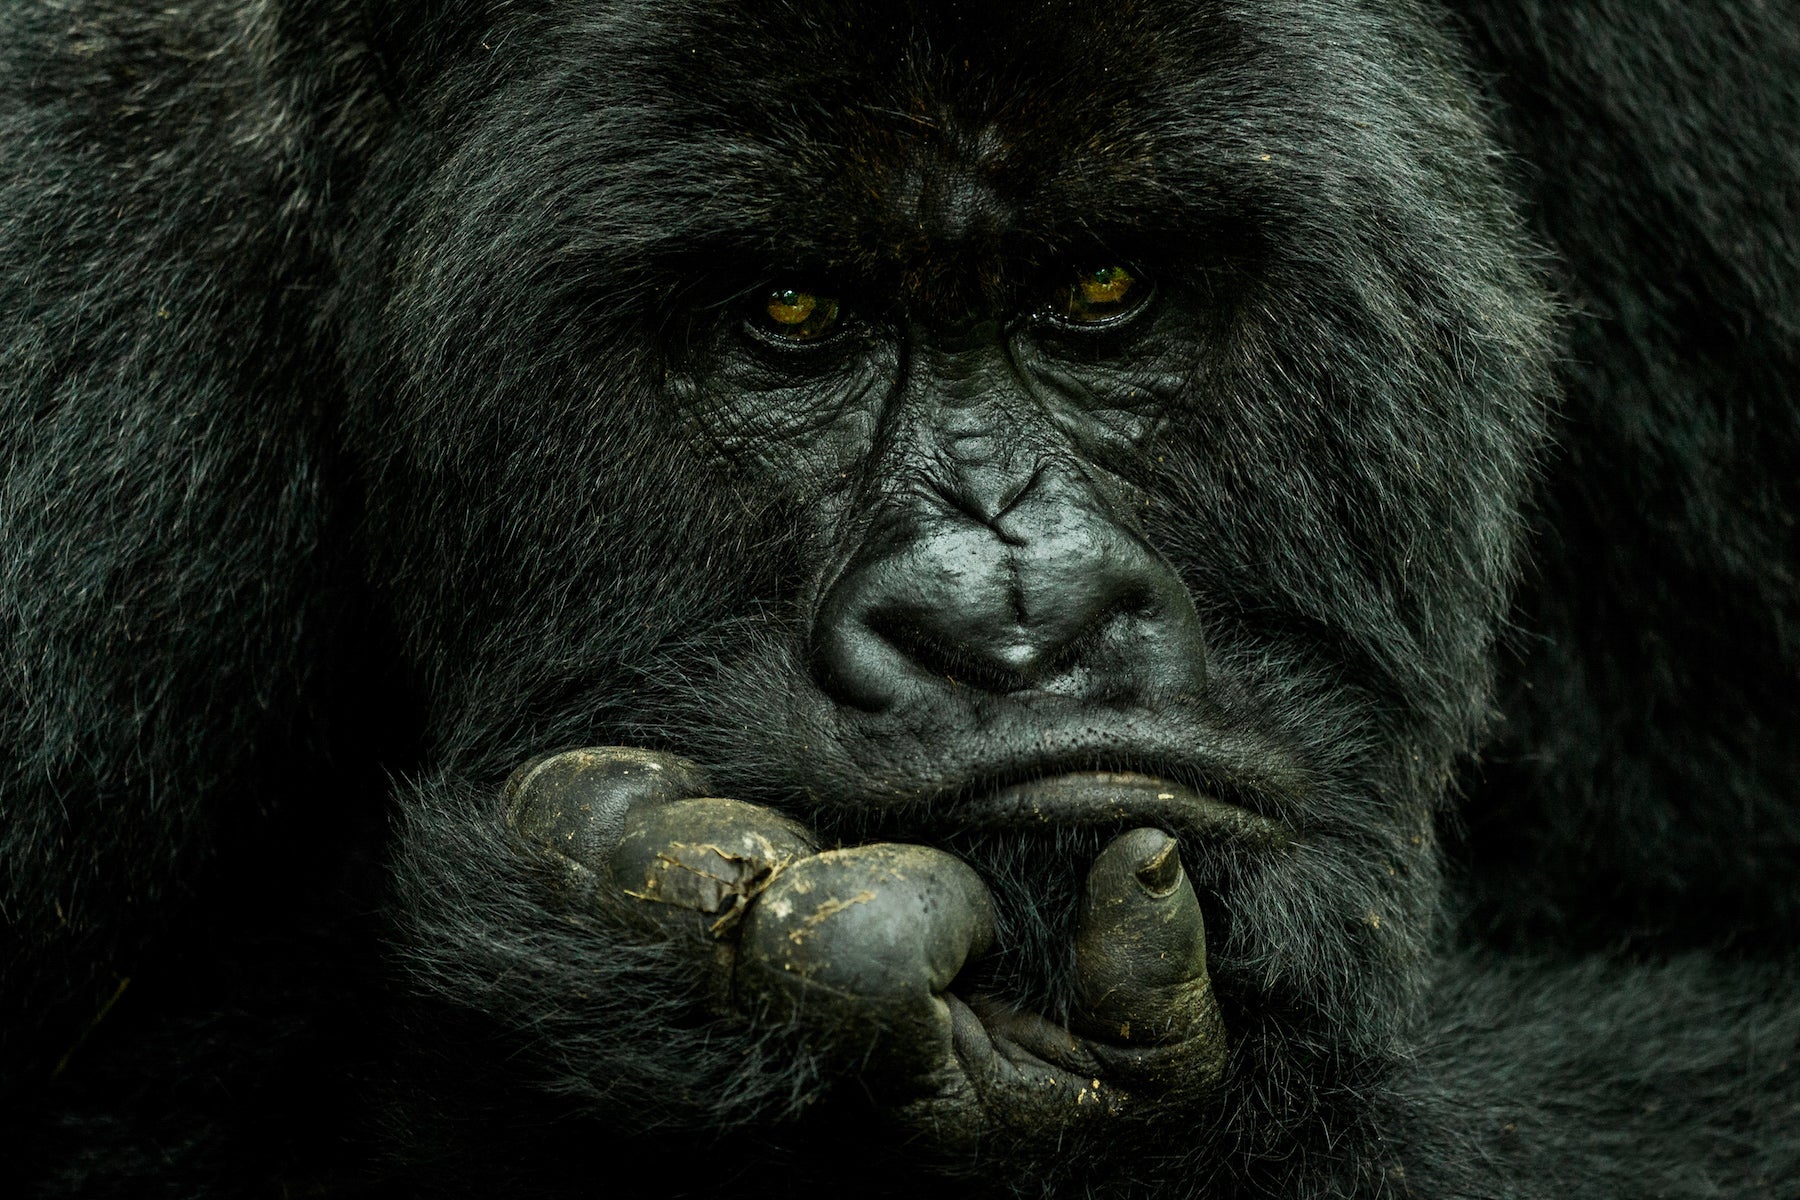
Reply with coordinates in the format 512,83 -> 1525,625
957,772 -> 1290,848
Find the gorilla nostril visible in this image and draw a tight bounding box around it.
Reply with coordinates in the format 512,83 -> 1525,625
867,608 -> 1037,694
1115,584 -> 1161,621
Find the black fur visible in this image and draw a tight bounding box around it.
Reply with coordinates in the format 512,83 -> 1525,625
2,1 -> 1795,1196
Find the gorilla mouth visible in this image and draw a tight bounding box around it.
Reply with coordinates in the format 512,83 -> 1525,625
951,771 -> 1293,852
919,769 -> 1295,1027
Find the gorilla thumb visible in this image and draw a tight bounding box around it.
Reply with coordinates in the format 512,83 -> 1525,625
1072,829 -> 1226,1087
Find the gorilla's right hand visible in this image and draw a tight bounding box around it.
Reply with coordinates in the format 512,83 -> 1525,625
504,747 -> 1227,1155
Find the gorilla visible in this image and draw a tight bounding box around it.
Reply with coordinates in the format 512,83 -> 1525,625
3,0 -> 1797,1196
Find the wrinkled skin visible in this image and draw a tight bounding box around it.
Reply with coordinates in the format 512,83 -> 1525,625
505,748 -> 1227,1149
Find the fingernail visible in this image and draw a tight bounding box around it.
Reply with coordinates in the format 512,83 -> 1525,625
1134,832 -> 1182,896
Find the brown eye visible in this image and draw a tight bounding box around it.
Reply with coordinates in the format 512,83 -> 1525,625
1057,264 -> 1147,325
752,287 -> 841,342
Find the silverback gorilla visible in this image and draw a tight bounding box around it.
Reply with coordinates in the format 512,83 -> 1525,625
4,1 -> 1798,1196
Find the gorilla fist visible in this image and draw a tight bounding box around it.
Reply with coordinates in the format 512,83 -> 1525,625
504,747 -> 1228,1151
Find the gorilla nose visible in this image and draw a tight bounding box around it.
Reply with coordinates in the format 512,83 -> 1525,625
810,475 -> 1208,711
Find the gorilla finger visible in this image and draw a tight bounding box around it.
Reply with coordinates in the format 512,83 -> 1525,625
1071,827 -> 1213,1045
506,749 -> 815,944
736,844 -> 994,1082
611,796 -> 817,930
504,746 -> 715,869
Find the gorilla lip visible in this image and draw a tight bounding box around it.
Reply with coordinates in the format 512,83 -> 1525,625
955,771 -> 1291,850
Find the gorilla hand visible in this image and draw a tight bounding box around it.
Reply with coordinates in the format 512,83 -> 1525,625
736,828 -> 1227,1155
504,748 -> 1226,1152
503,746 -> 817,1005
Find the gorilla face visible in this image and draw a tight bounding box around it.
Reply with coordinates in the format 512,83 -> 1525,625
345,0 -> 1554,1169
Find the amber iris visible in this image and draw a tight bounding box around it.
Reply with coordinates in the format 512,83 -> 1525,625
757,288 -> 841,341
1060,265 -> 1143,323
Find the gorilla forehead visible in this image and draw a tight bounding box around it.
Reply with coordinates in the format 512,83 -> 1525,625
471,0 -> 1503,306
638,0 -> 1191,299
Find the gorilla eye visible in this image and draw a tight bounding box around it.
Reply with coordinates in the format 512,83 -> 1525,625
750,287 -> 842,343
1055,265 -> 1149,326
